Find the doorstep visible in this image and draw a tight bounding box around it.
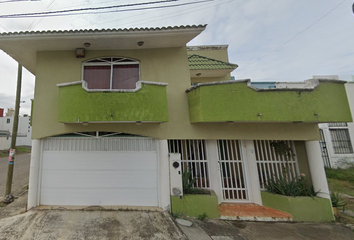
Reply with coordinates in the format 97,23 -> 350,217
219,203 -> 292,222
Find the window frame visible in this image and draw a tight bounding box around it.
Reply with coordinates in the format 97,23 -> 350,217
328,123 -> 353,154
82,57 -> 140,90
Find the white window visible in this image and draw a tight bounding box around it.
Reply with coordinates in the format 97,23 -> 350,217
328,123 -> 353,154
6,118 -> 10,124
82,57 -> 139,90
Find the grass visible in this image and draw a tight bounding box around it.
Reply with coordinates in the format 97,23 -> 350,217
0,146 -> 31,158
326,167 -> 354,225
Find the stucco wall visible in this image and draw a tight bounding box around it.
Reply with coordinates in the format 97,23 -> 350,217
32,47 -> 321,140
294,141 -> 312,183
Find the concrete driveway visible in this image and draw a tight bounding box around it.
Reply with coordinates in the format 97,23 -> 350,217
0,209 -> 186,240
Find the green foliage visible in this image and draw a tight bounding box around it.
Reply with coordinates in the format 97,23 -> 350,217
270,141 -> 295,161
330,192 -> 348,208
266,174 -> 317,197
182,168 -> 197,194
197,213 -> 208,221
326,167 -> 354,184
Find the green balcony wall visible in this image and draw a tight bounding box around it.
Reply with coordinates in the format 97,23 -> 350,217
187,81 -> 352,123
58,83 -> 169,123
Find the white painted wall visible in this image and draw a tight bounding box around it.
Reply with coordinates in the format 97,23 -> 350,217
318,82 -> 354,168
0,116 -> 32,149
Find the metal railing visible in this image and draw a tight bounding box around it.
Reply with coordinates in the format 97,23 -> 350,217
254,140 -> 299,189
168,140 -> 210,189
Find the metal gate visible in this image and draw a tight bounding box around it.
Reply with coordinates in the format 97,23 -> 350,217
319,129 -> 331,168
254,140 -> 300,189
217,140 -> 250,202
168,140 -> 209,188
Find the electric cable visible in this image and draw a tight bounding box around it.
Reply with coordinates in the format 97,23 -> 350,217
239,0 -> 347,70
0,0 -> 180,18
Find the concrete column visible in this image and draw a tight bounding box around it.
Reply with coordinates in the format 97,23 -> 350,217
205,140 -> 223,203
243,140 -> 262,205
27,139 -> 41,210
159,140 -> 171,211
305,141 -> 330,199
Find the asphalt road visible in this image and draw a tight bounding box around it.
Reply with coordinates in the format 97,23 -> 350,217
0,153 -> 30,198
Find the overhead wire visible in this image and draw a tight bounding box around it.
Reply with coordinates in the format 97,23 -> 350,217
238,0 -> 347,70
0,0 -> 40,3
98,0 -> 232,29
0,0 -> 180,18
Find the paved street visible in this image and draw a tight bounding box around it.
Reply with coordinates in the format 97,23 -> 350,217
0,153 -> 30,198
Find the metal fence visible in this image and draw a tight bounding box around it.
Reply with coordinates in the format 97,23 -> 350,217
319,129 -> 331,168
254,140 -> 299,189
168,140 -> 210,189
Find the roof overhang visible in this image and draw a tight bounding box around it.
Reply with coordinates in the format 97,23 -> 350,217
0,25 -> 207,75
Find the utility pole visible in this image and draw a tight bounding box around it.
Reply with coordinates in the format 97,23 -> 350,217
4,63 -> 22,198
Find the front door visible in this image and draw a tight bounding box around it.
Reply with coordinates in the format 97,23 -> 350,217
217,140 -> 251,202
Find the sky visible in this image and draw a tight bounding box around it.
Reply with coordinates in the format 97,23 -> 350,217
0,0 -> 353,115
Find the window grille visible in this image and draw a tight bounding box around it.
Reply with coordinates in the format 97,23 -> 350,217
329,129 -> 353,154
168,140 -> 209,189
217,140 -> 249,201
328,122 -> 348,127
319,129 -> 331,168
82,57 -> 139,90
254,140 -> 299,189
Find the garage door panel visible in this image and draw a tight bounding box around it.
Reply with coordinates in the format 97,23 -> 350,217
40,187 -> 158,206
41,170 -> 158,188
42,151 -> 157,171
40,137 -> 159,207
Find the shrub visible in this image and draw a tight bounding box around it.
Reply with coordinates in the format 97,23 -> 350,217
266,174 -> 317,197
330,192 -> 347,208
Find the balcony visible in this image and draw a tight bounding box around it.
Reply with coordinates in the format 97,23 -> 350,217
186,79 -> 352,123
57,81 -> 169,123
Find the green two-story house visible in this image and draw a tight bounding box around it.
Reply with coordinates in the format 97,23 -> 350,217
0,25 -> 351,221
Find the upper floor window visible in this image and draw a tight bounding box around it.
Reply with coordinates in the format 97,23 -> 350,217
6,118 -> 10,124
83,57 -> 139,90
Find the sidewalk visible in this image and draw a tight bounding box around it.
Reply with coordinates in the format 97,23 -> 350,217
1,192 -> 354,240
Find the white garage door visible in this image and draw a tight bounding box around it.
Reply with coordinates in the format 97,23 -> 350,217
39,137 -> 159,206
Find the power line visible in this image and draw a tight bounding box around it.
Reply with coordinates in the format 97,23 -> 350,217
0,0 -> 39,3
50,0 -> 215,18
0,0 -> 179,18
239,0 -> 347,70
99,0 -> 231,29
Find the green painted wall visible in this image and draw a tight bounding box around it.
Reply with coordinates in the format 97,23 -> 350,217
58,83 -> 168,122
171,191 -> 220,219
261,191 -> 334,222
188,81 -> 352,123
32,48 -> 322,140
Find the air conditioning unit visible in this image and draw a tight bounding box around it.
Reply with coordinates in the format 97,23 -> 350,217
169,153 -> 183,198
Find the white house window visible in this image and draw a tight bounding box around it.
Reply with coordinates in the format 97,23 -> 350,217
83,57 -> 139,90
328,123 -> 353,154
6,119 -> 10,124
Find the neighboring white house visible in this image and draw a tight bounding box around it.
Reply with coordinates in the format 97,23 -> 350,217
318,82 -> 354,168
0,108 -> 32,150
